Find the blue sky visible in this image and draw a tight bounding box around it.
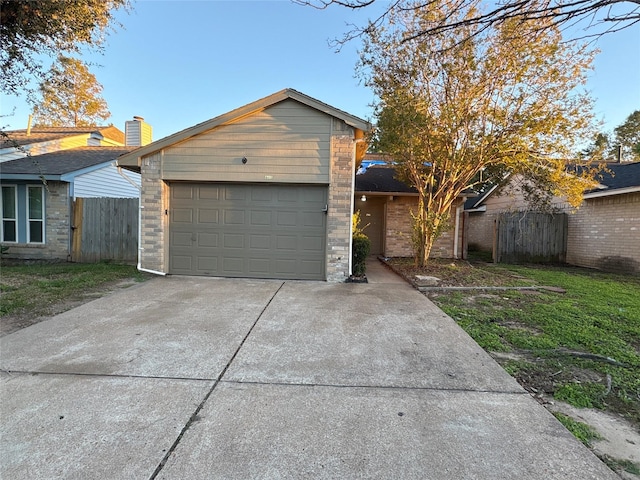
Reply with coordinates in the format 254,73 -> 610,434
1,0 -> 638,142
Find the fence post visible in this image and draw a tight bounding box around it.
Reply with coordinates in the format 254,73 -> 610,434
71,198 -> 84,262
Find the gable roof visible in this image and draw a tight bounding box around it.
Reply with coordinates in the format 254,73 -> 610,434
118,89 -> 371,170
0,146 -> 136,180
465,161 -> 640,209
1,126 -> 125,148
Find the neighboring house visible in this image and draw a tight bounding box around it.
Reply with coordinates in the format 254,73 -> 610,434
0,126 -> 126,162
1,146 -> 140,260
117,89 -> 370,281
465,162 -> 640,273
354,158 -> 467,260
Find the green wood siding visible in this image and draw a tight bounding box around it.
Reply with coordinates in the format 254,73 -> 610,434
162,100 -> 331,183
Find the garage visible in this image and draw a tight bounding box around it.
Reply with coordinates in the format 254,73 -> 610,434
169,183 -> 327,279
117,89 -> 370,281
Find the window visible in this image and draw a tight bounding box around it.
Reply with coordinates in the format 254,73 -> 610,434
1,184 -> 46,244
2,185 -> 17,242
28,186 -> 44,243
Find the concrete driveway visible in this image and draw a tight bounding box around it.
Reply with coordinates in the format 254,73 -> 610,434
0,262 -> 617,479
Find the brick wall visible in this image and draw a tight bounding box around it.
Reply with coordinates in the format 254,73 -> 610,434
566,192 -> 640,273
1,181 -> 70,260
139,152 -> 166,273
466,211 -> 494,252
384,196 -> 463,259
326,119 -> 355,282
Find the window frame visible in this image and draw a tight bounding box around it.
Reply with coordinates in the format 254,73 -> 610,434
27,185 -> 45,244
1,184 -> 18,243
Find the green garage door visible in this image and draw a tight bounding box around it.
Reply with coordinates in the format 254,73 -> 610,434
169,183 -> 327,280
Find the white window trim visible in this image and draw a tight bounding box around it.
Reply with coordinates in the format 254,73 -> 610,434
1,184 -> 18,243
27,185 -> 45,244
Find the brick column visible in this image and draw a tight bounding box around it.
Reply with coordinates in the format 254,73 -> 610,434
326,119 -> 355,282
140,152 -> 166,273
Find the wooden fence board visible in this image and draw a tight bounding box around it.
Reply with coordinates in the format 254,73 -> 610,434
71,197 -> 138,263
495,212 -> 567,264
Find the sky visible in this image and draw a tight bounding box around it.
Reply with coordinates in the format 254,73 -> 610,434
1,0 -> 639,142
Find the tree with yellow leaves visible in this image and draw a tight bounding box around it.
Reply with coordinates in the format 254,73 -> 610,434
360,0 -> 601,266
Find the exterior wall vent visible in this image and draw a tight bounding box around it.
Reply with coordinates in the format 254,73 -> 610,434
125,117 -> 153,146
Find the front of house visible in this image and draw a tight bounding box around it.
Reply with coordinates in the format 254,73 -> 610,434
117,89 -> 370,281
354,158 -> 467,260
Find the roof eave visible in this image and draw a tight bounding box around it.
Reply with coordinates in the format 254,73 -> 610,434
583,186 -> 640,199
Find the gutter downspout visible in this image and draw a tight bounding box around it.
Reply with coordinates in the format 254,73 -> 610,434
117,165 -> 166,276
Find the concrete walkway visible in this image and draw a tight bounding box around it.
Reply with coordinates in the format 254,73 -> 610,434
0,260 -> 617,479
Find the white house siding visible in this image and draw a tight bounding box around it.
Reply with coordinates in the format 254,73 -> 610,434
73,166 -> 141,198
162,99 -> 331,183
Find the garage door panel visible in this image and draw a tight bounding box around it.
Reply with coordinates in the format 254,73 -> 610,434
223,233 -> 245,249
198,233 -> 218,248
250,234 -> 271,250
172,232 -> 193,247
277,211 -> 298,227
172,209 -> 193,223
276,235 -> 297,251
198,209 -> 219,224
197,256 -> 218,271
171,255 -> 193,271
172,185 -> 194,199
199,187 -> 220,200
303,211 -> 325,227
222,257 -> 244,275
251,210 -> 272,226
224,210 -> 245,225
301,236 -> 323,251
169,183 -> 327,279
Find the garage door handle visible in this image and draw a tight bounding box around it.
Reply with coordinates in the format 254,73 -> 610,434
191,233 -> 196,242
322,204 -> 328,214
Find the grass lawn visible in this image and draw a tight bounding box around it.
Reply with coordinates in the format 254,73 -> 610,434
387,258 -> 640,424
0,261 -> 151,325
388,258 -> 640,476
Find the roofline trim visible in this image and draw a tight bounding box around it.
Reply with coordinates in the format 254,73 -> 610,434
583,185 -> 640,199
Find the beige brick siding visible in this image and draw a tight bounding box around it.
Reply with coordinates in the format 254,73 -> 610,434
139,152 -> 166,273
326,120 -> 355,282
566,192 -> 640,273
1,181 -> 70,260
466,211 -> 494,251
384,196 -> 464,259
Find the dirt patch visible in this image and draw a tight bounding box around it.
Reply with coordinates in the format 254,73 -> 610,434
0,278 -> 140,337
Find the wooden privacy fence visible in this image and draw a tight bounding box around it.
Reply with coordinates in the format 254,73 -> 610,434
71,197 -> 138,264
494,212 -> 567,264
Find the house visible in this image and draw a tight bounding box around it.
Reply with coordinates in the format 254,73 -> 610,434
0,119 -> 152,260
354,157 -> 467,260
465,162 -> 640,273
117,89 -> 370,281
0,126 -> 127,162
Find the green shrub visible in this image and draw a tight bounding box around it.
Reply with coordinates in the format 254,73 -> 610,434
352,233 -> 371,277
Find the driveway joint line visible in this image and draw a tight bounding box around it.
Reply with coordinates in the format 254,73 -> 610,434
218,379 -> 528,395
0,369 -> 216,382
147,281 -> 286,480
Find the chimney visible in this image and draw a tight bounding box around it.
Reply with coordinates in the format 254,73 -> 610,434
26,114 -> 33,136
125,116 -> 153,146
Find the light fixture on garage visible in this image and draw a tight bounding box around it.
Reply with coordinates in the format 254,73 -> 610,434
361,195 -> 367,202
